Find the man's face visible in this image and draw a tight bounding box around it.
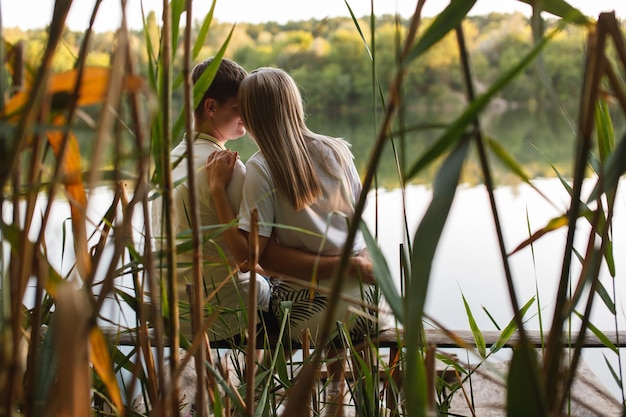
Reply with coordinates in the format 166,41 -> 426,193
212,96 -> 246,141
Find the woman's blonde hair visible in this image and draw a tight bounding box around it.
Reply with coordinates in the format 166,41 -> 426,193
238,67 -> 354,210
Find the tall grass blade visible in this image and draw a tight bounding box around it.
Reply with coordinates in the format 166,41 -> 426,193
360,221 -> 403,322
588,131 -> 626,202
517,0 -> 591,24
462,294 -> 486,358
89,327 -> 124,412
33,322 -> 57,416
508,214 -> 569,255
596,99 -> 615,161
405,0 -> 477,63
507,343 -> 548,417
192,1 -> 217,58
491,297 -> 536,354
574,312 -> 618,353
487,136 -> 556,205
172,28 -> 233,138
405,137 -> 470,416
603,354 -> 624,392
46,122 -> 91,278
343,1 -> 373,60
170,0 -> 186,57
408,137 -> 469,325
594,280 -> 616,315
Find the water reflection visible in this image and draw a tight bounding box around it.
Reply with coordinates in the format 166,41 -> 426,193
362,177 -> 626,400
364,178 -> 626,331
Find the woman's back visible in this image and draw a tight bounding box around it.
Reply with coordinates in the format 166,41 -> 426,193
239,140 -> 365,256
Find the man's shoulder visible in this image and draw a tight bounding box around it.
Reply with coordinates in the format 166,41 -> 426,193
191,140 -> 222,158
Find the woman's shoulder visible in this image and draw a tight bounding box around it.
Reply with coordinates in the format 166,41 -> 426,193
246,150 -> 267,166
244,151 -> 272,178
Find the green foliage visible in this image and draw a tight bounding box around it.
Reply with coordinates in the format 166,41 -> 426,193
7,11 -> 619,188
4,12 -> 604,124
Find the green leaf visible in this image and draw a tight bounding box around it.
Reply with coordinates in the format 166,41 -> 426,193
33,322 -> 58,416
462,293 -> 486,358
408,138 -> 469,326
594,277 -> 616,315
435,352 -> 467,376
482,305 -> 501,331
405,349 -> 429,417
602,353 -> 623,391
172,27 -> 234,139
405,0 -> 477,63
595,99 -> 615,163
491,297 -> 536,354
487,136 -> 554,204
360,220 -> 403,323
517,0 -> 591,25
405,138 -> 470,417
507,343 -> 548,417
193,0 -> 217,59
574,311 -> 618,353
587,131 -> 626,203
170,0 -> 185,58
344,0 -> 373,60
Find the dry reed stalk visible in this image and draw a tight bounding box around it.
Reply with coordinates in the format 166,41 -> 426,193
45,284 -> 91,417
246,209 -> 259,416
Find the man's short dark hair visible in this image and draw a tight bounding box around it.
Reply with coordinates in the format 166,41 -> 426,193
191,57 -> 247,117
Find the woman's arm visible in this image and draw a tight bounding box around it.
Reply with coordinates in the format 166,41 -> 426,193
261,239 -> 374,284
206,150 -> 374,283
206,150 -> 259,271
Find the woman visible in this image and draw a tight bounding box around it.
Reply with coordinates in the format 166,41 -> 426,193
207,67 -> 391,416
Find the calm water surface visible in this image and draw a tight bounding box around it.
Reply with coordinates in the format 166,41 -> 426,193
362,177 -> 626,400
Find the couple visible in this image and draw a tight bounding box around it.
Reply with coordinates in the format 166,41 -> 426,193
156,57 -> 392,414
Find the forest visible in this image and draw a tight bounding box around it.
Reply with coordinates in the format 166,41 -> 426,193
5,11 -> 616,187
4,12 -> 599,111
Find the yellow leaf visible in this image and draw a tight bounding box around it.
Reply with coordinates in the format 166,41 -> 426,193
89,327 -> 124,413
2,66 -> 146,120
47,114 -> 91,279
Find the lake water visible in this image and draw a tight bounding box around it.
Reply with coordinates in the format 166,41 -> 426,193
5,176 -> 626,400
362,177 -> 626,400
365,178 -> 626,330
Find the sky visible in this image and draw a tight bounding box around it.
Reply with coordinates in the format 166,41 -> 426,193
2,0 -> 625,32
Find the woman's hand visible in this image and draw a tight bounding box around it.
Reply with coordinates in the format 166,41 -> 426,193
206,150 -> 238,191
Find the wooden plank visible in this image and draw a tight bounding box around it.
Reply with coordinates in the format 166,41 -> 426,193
97,326 -> 626,349
416,329 -> 626,348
